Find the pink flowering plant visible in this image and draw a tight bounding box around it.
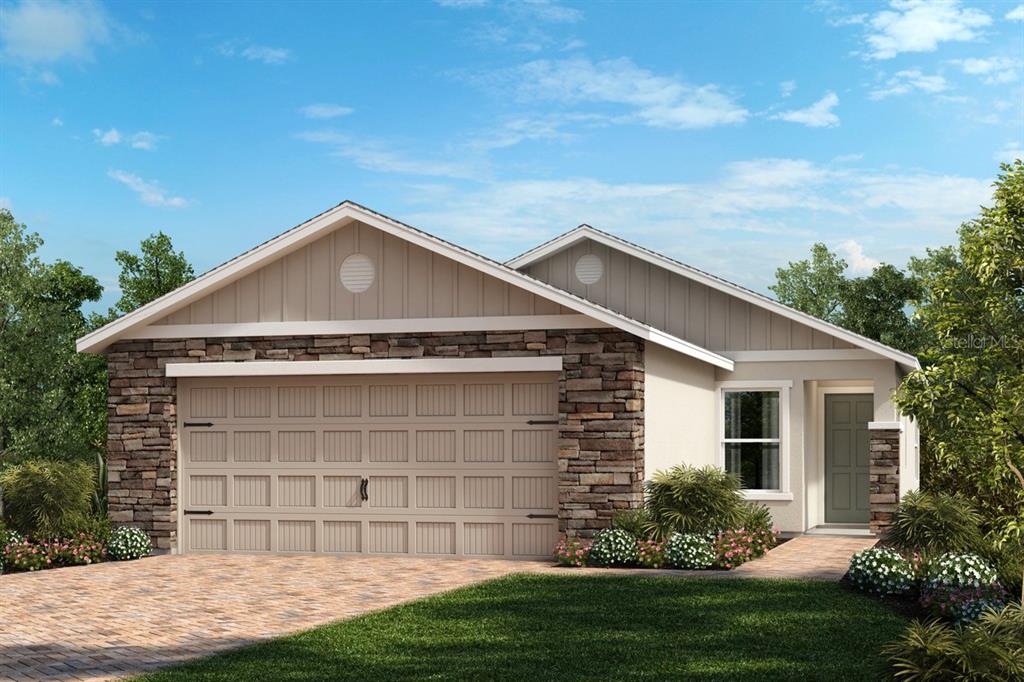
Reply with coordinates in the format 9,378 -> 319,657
1,533 -> 106,573
553,535 -> 591,567
711,526 -> 779,570
635,538 -> 668,568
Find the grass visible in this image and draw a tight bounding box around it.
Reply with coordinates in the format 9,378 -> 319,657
135,574 -> 906,682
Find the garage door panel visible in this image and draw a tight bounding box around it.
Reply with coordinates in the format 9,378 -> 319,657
181,373 -> 559,559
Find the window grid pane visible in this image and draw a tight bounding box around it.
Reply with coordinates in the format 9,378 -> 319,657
724,391 -> 779,439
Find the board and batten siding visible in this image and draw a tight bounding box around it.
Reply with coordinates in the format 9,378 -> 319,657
155,221 -> 572,325
520,238 -> 855,353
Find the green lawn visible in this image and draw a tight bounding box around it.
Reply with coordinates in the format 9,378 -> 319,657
136,575 -> 905,682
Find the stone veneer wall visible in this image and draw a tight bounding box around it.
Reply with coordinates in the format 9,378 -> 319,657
105,329 -> 645,550
868,427 -> 901,536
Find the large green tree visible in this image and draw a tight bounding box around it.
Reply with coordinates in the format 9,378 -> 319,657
0,210 -> 105,463
895,161 -> 1024,542
105,231 -> 194,319
770,242 -> 848,324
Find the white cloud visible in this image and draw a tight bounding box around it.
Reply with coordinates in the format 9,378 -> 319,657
498,57 -> 748,130
92,127 -> 122,145
466,114 -> 588,151
51,117 -> 63,127
995,142 -> 1022,163
435,0 -> 488,6
869,69 -> 949,99
837,239 -> 880,274
863,0 -> 991,60
299,103 -> 354,119
506,0 -> 583,23
779,80 -> 797,97
771,92 -> 840,127
951,57 -> 1019,84
108,169 -> 187,208
218,40 -> 291,65
0,197 -> 11,211
92,127 -> 160,150
0,0 -> 111,63
296,130 -> 483,180
1006,5 -> 1024,21
562,38 -> 586,51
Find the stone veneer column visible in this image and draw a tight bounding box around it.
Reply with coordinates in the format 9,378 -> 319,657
105,329 -> 644,550
868,421 -> 902,537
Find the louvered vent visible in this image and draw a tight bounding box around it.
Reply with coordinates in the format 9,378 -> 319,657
574,254 -> 603,285
339,254 -> 375,293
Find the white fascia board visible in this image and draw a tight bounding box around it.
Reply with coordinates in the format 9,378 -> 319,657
127,315 -> 605,340
722,349 -> 879,363
508,226 -> 920,372
166,356 -> 563,378
77,203 -> 734,372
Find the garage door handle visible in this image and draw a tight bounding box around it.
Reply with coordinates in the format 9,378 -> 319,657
526,419 -> 558,425
184,422 -> 214,428
184,510 -> 214,515
359,478 -> 368,502
526,513 -> 557,519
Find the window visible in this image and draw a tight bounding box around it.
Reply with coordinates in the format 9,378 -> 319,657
721,389 -> 783,490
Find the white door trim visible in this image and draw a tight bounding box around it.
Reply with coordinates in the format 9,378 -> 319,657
166,356 -> 564,377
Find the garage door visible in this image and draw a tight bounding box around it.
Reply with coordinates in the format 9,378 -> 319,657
178,372 -> 560,559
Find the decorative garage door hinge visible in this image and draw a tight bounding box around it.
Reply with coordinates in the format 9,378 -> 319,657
183,421 -> 215,427
526,419 -> 558,425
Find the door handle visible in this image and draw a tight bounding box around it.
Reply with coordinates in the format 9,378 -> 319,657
360,478 -> 368,502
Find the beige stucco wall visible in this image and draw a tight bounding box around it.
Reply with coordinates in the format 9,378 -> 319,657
644,344 -> 717,477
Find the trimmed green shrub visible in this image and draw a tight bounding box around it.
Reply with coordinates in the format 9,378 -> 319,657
887,491 -> 986,556
644,465 -> 744,538
106,526 -> 152,561
848,548 -> 916,596
0,458 -> 96,538
587,528 -> 639,567
664,532 -> 715,569
884,603 -> 1024,680
611,508 -> 651,538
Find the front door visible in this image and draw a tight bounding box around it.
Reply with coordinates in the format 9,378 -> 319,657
824,394 -> 873,524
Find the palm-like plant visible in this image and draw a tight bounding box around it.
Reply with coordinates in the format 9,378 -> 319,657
643,465 -> 744,539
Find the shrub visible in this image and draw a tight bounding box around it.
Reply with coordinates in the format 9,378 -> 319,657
884,603 -> 1024,680
848,548 -> 916,596
107,526 -> 152,561
664,532 -> 715,569
887,491 -> 985,556
644,465 -> 744,538
553,536 -> 590,567
737,501 -> 775,535
611,508 -> 651,538
0,458 -> 96,538
635,538 -> 668,568
587,528 -> 639,567
712,527 -> 778,570
0,533 -> 105,572
920,553 -> 1004,623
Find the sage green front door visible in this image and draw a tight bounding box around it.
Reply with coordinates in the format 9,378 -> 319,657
825,394 -> 873,524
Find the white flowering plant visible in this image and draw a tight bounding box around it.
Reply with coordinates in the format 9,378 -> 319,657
919,553 -> 1006,623
587,528 -> 639,567
848,548 -> 916,596
107,526 -> 152,561
665,532 -> 715,569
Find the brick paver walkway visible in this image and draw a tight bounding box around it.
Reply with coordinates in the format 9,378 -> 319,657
0,554 -> 546,682
729,534 -> 877,580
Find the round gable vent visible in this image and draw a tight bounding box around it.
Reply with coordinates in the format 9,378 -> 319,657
574,254 -> 603,285
339,254 -> 375,293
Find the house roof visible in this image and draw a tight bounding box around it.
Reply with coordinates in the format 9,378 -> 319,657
506,224 -> 920,372
76,202 -> 735,370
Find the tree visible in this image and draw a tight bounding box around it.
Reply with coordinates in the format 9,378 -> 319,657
895,162 -> 1024,550
0,210 -> 104,464
769,242 -> 848,323
108,232 -> 194,317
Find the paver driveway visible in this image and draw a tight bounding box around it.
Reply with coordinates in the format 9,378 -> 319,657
0,554 -> 547,682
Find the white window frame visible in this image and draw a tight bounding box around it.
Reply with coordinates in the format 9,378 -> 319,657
716,380 -> 792,501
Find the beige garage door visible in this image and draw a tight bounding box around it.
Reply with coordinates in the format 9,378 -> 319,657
178,372 -> 560,559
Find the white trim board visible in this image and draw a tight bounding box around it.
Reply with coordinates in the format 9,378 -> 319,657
721,349 -> 880,363
507,225 -> 919,372
76,202 -> 734,371
129,315 -> 604,340
165,356 -> 564,378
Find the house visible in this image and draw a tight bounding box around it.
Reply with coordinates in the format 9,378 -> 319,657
77,202 -> 919,558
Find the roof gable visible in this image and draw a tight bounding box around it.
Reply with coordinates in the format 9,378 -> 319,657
77,203 -> 734,370
507,225 -> 919,371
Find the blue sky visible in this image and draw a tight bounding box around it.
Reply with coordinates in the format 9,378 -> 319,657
1,0 -> 1022,311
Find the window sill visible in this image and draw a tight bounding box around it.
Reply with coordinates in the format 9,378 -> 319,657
742,490 -> 794,502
